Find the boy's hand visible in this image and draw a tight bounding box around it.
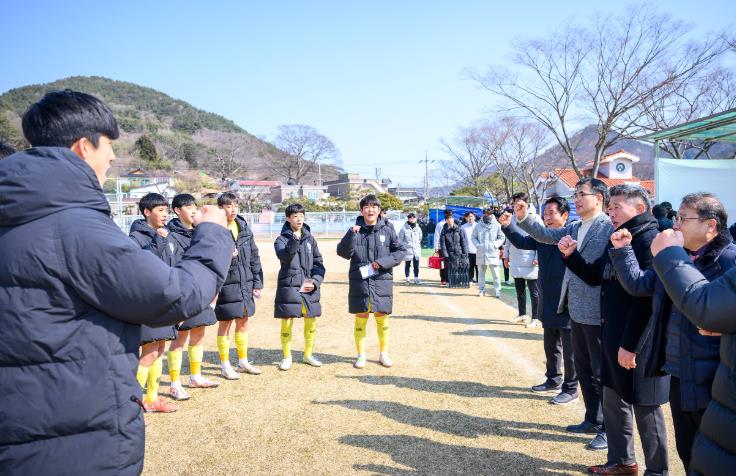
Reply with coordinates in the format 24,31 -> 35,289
371,261 -> 381,270
351,225 -> 361,233
157,228 -> 169,238
252,289 -> 261,299
302,281 -> 315,292
503,258 -> 509,268
195,205 -> 227,228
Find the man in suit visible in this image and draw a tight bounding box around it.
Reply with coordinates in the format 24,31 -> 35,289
514,178 -> 613,451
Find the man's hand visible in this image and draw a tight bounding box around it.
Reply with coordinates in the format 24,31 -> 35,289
195,205 -> 227,228
557,235 -> 578,257
610,229 -> 632,249
156,227 -> 169,238
252,289 -> 261,299
498,212 -> 512,227
618,347 -> 637,370
503,258 -> 510,269
514,200 -> 528,221
351,225 -> 361,233
698,328 -> 722,337
371,261 -> 381,270
302,281 -> 315,293
532,259 -> 539,266
651,229 -> 685,257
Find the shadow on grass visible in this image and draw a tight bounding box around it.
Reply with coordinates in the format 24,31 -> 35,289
319,399 -> 587,443
393,314 -> 495,325
337,375 -> 552,401
192,348 -> 353,376
339,434 -> 582,475
453,328 -> 543,341
400,290 -> 475,297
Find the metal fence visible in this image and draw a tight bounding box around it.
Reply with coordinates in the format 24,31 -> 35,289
114,210 -> 407,240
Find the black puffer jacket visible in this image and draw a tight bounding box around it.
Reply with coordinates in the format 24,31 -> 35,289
653,242 -> 736,476
337,217 -> 405,314
0,147 -> 231,475
273,223 -> 325,318
439,223 -> 468,260
129,219 -> 178,343
167,218 -> 217,330
215,215 -> 263,320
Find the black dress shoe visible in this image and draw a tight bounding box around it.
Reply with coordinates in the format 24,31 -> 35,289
588,462 -> 638,474
566,421 -> 600,434
586,432 -> 608,451
531,380 -> 562,393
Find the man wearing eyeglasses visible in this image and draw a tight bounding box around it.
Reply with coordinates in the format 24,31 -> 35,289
514,178 -> 613,452
608,192 -> 736,473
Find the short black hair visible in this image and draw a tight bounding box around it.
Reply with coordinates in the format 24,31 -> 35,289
444,209 -> 454,218
285,203 -> 306,217
544,196 -> 570,216
0,140 -> 16,159
359,194 -> 381,209
407,212 -> 416,219
680,192 -> 728,232
217,191 -> 238,207
138,193 -> 168,215
22,90 -> 119,148
172,193 -> 196,210
609,184 -> 651,212
652,204 -> 667,219
511,192 -> 529,202
660,201 -> 673,211
576,177 -> 609,206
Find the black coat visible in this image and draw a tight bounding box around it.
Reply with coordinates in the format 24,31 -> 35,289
167,218 -> 217,330
337,217 -> 405,314
439,223 -> 468,259
611,229 -> 736,412
129,219 -> 178,343
503,222 -> 571,329
653,241 -> 736,476
566,212 -> 669,405
215,215 -> 264,320
273,223 -> 325,318
0,147 -> 231,475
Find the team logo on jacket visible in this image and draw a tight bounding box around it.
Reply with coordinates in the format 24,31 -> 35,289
168,242 -> 175,254
307,242 -> 312,252
379,234 -> 386,244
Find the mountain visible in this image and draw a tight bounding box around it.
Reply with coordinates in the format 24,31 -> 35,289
0,76 -> 340,183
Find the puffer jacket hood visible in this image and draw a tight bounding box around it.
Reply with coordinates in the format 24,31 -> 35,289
129,218 -> 157,238
0,147 -> 109,226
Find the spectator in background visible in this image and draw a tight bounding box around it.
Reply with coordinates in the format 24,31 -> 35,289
399,213 -> 423,284
729,222 -> 736,241
434,210 -> 452,286
472,207 -> 505,298
461,211 -> 479,283
0,140 -> 16,159
652,204 -> 673,231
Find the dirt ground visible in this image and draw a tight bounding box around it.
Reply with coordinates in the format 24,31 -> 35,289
143,239 -> 684,476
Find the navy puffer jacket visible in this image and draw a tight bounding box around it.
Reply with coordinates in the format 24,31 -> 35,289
0,147 -> 231,475
337,217 -> 405,314
273,223 -> 325,318
215,215 -> 263,320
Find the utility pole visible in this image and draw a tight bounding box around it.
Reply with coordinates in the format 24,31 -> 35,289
420,150 -> 434,202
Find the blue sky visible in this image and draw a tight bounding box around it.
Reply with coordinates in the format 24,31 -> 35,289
3,1 -> 733,185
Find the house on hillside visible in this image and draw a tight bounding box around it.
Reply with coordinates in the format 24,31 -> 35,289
128,181 -> 178,199
323,173 -> 388,199
271,184 -> 328,204
232,180 -> 280,203
388,186 -> 421,202
535,150 -> 655,202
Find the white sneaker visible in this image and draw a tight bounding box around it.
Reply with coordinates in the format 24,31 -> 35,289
526,319 -> 542,328
188,375 -> 220,388
512,314 -> 529,323
220,362 -> 240,380
379,352 -> 393,368
354,354 -> 367,369
168,382 -> 190,401
405,277 -> 411,284
237,360 -> 262,375
494,290 -> 501,298
478,289 -> 485,297
279,357 -> 292,371
414,278 -> 421,285
303,355 -> 323,367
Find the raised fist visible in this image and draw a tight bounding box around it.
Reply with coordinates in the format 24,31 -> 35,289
156,227 -> 169,238
557,235 -> 578,257
651,229 -> 685,257
351,225 -> 361,233
498,212 -> 512,227
514,200 -> 528,221
610,229 -> 632,249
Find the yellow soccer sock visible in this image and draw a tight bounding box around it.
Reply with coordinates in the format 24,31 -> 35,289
146,356 -> 163,404
376,314 -> 390,353
304,318 -> 317,358
280,319 -> 294,359
354,316 -> 368,355
216,335 -> 230,363
188,345 -> 203,376
136,365 -> 149,389
234,331 -> 248,361
167,349 -> 183,383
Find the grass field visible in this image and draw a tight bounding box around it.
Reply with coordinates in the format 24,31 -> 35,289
143,240 -> 684,475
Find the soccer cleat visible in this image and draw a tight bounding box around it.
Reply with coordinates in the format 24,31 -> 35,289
379,352 -> 393,368
188,375 -> 220,388
279,357 -> 292,371
220,363 -> 240,380
525,319 -> 542,328
237,360 -> 263,375
168,383 -> 191,401
145,397 -> 177,413
303,355 -> 323,367
354,354 -> 367,369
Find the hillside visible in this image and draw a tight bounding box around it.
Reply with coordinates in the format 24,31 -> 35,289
0,76 -> 340,183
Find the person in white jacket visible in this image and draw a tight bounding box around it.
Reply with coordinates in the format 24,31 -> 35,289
399,213 -> 424,284
502,193 -> 541,325
460,211 -> 479,283
472,208 -> 505,297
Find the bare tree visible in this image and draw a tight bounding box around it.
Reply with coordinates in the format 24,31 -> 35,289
497,117 -> 551,208
472,5 -> 730,177
271,125 -> 340,184
440,123 -> 498,189
209,134 -> 248,181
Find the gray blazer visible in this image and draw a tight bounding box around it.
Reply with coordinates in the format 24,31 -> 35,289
517,212 -> 613,325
